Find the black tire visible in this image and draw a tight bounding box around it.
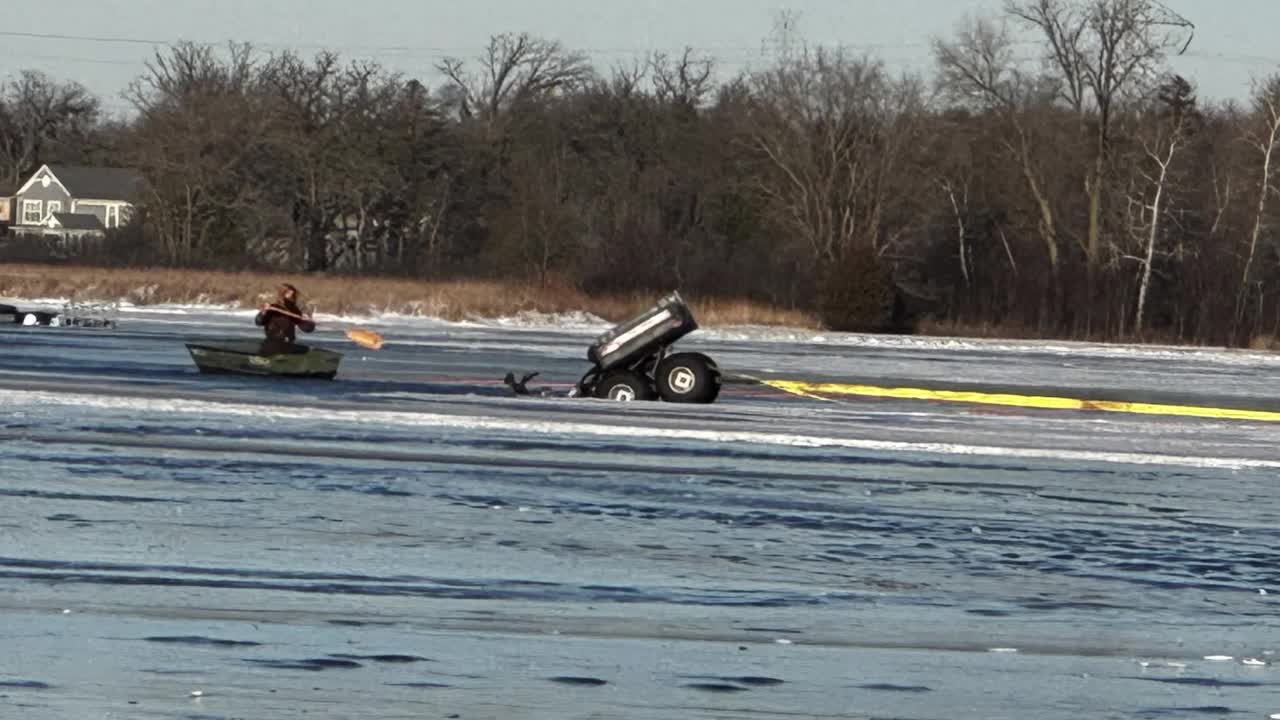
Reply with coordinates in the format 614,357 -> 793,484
655,352 -> 720,403
593,369 -> 656,401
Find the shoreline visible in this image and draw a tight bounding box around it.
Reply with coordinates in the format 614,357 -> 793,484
5,294 -> 1280,370
3,262 -> 1278,359
0,262 -> 815,329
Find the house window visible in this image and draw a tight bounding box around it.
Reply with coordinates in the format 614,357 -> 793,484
46,201 -> 62,218
21,200 -> 42,224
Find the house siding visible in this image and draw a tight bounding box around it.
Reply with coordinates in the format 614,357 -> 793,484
15,171 -> 73,226
18,173 -> 72,204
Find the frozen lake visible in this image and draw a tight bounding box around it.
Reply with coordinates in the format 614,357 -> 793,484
3,302 -> 1280,719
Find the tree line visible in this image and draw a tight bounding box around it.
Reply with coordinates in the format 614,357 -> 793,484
2,0 -> 1279,345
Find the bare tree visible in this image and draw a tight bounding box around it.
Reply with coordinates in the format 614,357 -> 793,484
436,33 -> 593,124
940,176 -> 973,289
605,59 -> 649,99
1235,74 -> 1280,331
1128,75 -> 1195,334
372,79 -> 455,271
1005,0 -> 1195,270
650,48 -> 715,108
258,52 -> 401,270
0,70 -> 99,188
126,43 -> 272,264
498,141 -> 579,285
747,47 -> 921,270
934,15 -> 1064,302
127,42 -> 258,113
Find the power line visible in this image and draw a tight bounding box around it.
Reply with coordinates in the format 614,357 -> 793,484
0,28 -> 936,57
18,27 -> 1256,68
0,30 -> 166,46
1181,50 -> 1280,67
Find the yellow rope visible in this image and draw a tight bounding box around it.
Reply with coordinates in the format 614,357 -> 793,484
763,380 -> 1280,422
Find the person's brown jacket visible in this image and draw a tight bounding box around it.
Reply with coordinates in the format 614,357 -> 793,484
255,301 -> 315,344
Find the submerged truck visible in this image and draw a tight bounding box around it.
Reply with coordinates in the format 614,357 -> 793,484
571,292 -> 721,404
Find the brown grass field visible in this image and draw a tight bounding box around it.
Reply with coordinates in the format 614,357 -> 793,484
6,262 -> 1275,348
0,263 -> 818,328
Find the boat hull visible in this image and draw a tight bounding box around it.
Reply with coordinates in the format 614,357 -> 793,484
185,341 -> 342,379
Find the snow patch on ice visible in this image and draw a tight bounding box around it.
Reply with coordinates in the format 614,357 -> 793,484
472,309 -> 608,331
6,388 -> 1280,471
116,300 -> 242,313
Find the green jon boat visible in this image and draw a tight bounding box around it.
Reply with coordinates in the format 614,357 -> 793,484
185,340 -> 343,379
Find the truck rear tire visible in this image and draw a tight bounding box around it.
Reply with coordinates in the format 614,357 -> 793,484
656,352 -> 720,403
593,369 -> 656,401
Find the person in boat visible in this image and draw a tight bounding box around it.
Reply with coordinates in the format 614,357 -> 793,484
255,283 -> 315,354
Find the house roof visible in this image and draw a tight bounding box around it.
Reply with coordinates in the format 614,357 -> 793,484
50,212 -> 105,231
40,165 -> 142,202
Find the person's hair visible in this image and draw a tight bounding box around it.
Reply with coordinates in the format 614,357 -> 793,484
279,283 -> 298,295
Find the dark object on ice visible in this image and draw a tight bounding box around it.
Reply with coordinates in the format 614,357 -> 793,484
327,653 -> 431,663
683,682 -> 750,692
244,657 -> 362,671
143,635 -> 262,648
1,304 -> 115,328
3,308 -> 58,325
66,316 -> 115,328
185,340 -> 342,379
548,676 -> 608,686
504,371 -> 540,396
680,675 -> 786,686
573,291 -> 720,404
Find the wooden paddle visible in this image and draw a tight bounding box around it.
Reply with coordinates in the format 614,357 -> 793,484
262,304 -> 384,350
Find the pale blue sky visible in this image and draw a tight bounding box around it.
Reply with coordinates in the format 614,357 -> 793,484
2,0 -> 1277,116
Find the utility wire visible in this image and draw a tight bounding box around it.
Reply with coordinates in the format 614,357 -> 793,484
0,29 -> 940,55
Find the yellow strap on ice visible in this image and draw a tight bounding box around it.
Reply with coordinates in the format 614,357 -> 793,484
764,380 -> 1280,423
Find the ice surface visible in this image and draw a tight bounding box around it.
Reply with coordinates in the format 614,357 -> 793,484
2,299 -> 1280,719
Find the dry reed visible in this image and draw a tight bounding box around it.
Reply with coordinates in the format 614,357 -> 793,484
0,263 -> 818,328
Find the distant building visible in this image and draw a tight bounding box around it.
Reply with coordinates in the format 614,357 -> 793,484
6,164 -> 143,252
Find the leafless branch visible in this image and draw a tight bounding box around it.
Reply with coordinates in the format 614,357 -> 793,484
435,33 -> 593,123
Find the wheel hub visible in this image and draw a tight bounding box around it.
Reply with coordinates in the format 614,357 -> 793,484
668,366 -> 696,393
609,384 -> 636,401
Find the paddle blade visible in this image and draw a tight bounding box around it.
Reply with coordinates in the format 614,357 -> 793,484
346,328 -> 384,350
